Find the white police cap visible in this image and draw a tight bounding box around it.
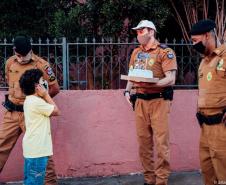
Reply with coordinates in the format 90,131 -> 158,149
132,20 -> 157,32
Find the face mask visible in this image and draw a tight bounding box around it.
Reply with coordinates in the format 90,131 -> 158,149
193,41 -> 206,54
137,33 -> 150,45
39,77 -> 49,91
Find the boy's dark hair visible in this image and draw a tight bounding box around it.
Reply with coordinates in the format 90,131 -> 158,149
19,69 -> 43,95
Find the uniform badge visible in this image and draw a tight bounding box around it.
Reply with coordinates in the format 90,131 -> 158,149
49,76 -> 56,82
44,65 -> 56,82
167,52 -> 174,59
148,58 -> 155,66
207,72 -> 212,81
137,52 -> 150,60
45,66 -> 54,76
217,59 -> 225,71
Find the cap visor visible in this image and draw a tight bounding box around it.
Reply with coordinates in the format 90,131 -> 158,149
132,26 -> 142,30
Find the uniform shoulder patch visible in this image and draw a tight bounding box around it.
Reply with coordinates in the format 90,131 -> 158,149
161,47 -> 175,60
44,65 -> 56,82
167,51 -> 175,59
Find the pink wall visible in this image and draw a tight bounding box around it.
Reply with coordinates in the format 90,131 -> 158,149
0,90 -> 200,181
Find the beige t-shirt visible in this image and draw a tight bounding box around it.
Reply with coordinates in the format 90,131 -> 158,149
23,95 -> 54,158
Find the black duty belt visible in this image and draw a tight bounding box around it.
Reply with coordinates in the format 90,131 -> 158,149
136,93 -> 163,100
196,111 -> 225,126
2,94 -> 24,112
129,87 -> 174,111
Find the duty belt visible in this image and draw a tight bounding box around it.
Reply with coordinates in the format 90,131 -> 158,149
129,87 -> 174,111
196,110 -> 226,126
136,93 -> 163,100
2,94 -> 24,112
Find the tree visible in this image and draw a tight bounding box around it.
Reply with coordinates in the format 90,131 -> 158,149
168,0 -> 226,43
0,0 -> 58,38
48,0 -> 172,89
49,0 -> 170,40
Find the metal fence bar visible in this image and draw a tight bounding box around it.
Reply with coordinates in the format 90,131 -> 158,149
0,37 -> 202,90
62,37 -> 67,90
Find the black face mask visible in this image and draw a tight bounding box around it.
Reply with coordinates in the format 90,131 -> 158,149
193,41 -> 206,54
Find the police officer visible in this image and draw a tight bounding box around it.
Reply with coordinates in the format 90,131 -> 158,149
190,19 -> 226,185
0,36 -> 60,185
124,20 -> 177,185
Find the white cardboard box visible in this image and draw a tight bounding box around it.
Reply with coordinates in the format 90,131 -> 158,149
120,75 -> 159,83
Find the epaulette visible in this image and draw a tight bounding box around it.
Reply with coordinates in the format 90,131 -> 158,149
159,44 -> 169,49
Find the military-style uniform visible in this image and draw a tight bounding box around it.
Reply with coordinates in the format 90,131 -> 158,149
0,53 -> 58,185
129,40 -> 177,185
198,44 -> 226,185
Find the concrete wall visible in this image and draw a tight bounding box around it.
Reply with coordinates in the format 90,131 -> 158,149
0,90 -> 200,181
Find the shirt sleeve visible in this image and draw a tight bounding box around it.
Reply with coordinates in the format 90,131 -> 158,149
5,60 -> 9,82
34,98 -> 55,117
5,57 -> 14,83
37,57 -> 58,86
161,48 -> 177,73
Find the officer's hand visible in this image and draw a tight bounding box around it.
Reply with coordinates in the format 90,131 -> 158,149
124,92 -> 132,106
222,113 -> 226,125
36,84 -> 48,98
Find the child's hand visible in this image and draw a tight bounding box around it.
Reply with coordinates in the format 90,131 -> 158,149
36,84 -> 48,98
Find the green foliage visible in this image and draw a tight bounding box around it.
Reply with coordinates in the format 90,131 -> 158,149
49,6 -> 85,38
0,0 -> 170,40
75,0 -> 170,39
0,0 -> 57,38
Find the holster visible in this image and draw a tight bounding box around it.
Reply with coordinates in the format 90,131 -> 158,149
162,86 -> 174,101
130,94 -> 137,111
2,94 -> 24,112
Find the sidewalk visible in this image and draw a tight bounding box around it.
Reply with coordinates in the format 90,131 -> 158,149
4,171 -> 203,185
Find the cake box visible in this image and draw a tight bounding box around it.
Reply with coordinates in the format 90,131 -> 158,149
121,69 -> 159,83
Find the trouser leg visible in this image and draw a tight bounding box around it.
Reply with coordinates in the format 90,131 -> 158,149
0,111 -> 22,173
200,139 -> 217,185
135,99 -> 155,184
151,100 -> 170,185
45,156 -> 57,185
207,124 -> 226,185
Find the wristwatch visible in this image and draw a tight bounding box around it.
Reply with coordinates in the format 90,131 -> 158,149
124,90 -> 130,96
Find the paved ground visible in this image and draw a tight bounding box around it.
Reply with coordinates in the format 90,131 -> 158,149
3,171 -> 203,185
